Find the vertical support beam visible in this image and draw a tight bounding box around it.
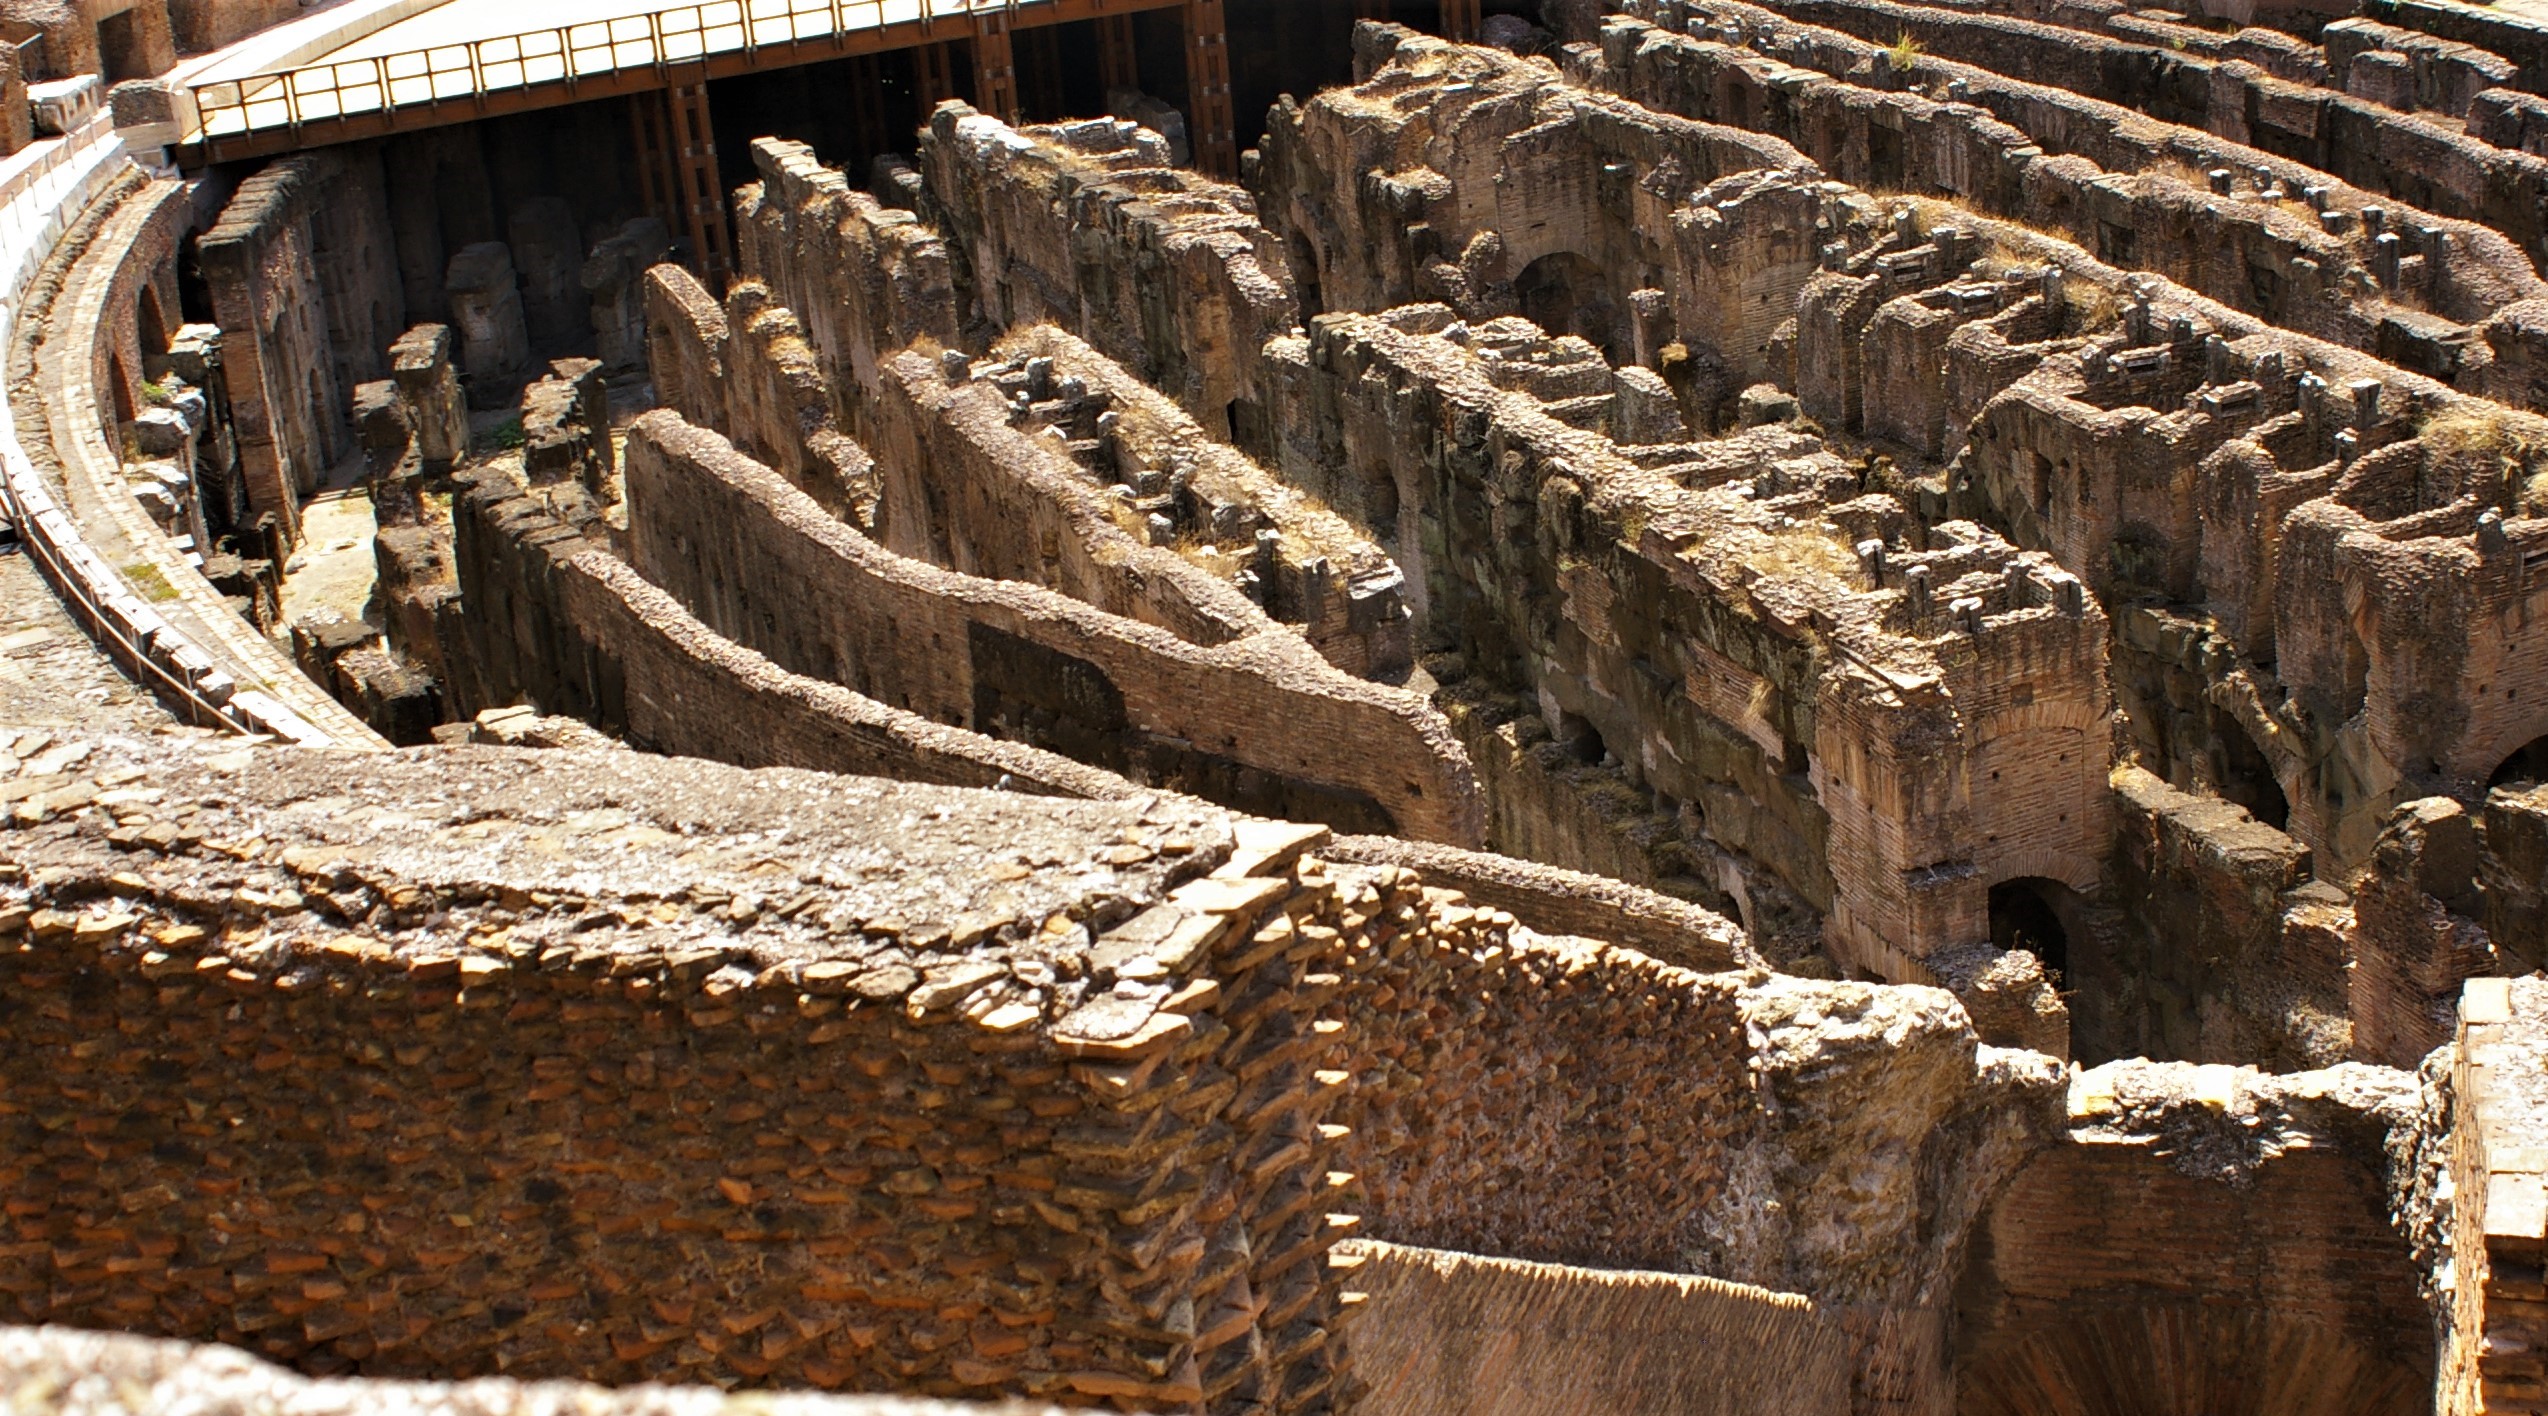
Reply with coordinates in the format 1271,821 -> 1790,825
846,52 -> 890,160
912,39 -> 961,113
1182,0 -> 1236,178
1439,0 -> 1481,41
1097,14 -> 1139,95
667,81 -> 732,291
973,12 -> 1020,123
629,90 -> 679,233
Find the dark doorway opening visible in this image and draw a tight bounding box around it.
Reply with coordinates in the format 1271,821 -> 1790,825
98,8 -> 151,83
1990,877 -> 2074,983
1515,251 -> 1619,361
2492,733 -> 2548,791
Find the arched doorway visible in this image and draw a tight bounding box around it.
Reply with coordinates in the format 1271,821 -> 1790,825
1514,251 -> 1619,361
1990,876 -> 2077,983
2492,733 -> 2548,791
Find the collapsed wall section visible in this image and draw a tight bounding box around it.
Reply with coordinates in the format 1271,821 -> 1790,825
1283,305 -> 2112,982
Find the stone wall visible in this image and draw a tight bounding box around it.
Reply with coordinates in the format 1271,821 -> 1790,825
1334,1242 -> 1853,1416
1655,0 -> 2548,285
2104,767 -> 2346,1070
644,266 -> 876,525
2441,976 -> 2548,1416
865,344 -> 1272,653
980,327 -> 1415,683
197,148 -> 402,546
446,466 -> 1135,804
1254,23 -> 1815,391
1585,2 -> 2548,384
1283,304 -> 2112,980
734,136 -> 960,442
163,0 -> 299,55
915,105 -> 1299,444
0,739 -> 1384,1411
618,412 -> 1483,844
1953,1062 -> 2432,1413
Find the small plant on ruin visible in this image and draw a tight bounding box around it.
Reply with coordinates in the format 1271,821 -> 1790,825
476,417 -> 526,453
1889,32 -> 1923,69
119,561 -> 180,604
139,378 -> 173,407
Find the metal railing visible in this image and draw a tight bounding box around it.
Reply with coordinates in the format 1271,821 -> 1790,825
188,0 -> 1036,141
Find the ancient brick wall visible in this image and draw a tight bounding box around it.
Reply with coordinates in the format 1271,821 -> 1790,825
0,741 -> 1394,1412
162,0 -> 302,55
1329,921 -> 1758,1271
1334,1242 -> 1853,1416
1952,1069 -> 2432,1413
866,347 -> 1270,651
445,468 -> 1132,803
643,267 -> 875,524
1587,3 -> 2544,365
734,136 -> 960,439
2104,767 -> 2347,1069
2443,977 -> 2548,1416
1645,0 -> 2548,281
915,106 -> 1298,443
197,148 -> 402,546
1288,305 -> 2111,978
1254,25 -> 1812,379
997,327 -> 1414,682
617,412 -> 1482,845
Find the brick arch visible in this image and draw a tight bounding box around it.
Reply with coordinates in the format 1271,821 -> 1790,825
1969,697 -> 2108,742
1987,848 -> 2099,895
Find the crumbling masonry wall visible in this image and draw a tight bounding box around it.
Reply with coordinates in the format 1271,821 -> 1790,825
618,413 -> 1481,844
445,469 -> 1135,804
197,147 -> 402,545
915,105 -> 1299,444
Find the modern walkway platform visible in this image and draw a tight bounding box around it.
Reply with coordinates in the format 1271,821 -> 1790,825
177,0 -> 1187,164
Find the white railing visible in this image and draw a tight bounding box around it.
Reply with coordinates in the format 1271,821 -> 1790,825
189,0 -> 1037,141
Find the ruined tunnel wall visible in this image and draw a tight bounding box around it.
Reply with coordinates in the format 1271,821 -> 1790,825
734,137 -> 961,437
446,470 -> 1132,802
1731,0 -> 2548,269
642,266 -> 877,525
617,413 -> 1482,845
197,148 -> 402,544
864,348 -> 1269,649
1585,4 -> 2544,371
915,106 -> 1298,439
2102,768 -> 2348,1069
1953,1119 -> 2433,1412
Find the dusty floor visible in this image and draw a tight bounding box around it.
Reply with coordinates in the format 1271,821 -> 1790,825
0,542 -> 175,734
275,495 -> 380,631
